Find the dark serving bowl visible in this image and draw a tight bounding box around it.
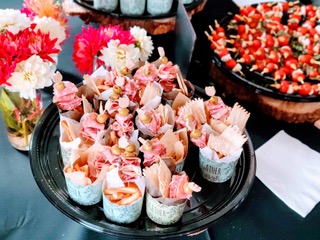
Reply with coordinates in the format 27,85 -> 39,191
211,7 -> 320,102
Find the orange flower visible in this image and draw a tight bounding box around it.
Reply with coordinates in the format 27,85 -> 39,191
23,0 -> 68,28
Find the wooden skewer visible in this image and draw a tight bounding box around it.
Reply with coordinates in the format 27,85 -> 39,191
209,25 -> 215,34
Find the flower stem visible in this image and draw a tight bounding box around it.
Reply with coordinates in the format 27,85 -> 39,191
22,120 -> 29,146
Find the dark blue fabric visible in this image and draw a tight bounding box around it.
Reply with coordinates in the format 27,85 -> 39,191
0,0 -> 319,240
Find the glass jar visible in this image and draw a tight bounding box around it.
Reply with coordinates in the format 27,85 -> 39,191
0,88 -> 43,151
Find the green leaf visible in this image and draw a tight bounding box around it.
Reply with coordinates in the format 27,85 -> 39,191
0,88 -> 19,130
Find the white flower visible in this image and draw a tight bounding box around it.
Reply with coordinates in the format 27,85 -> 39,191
0,9 -> 31,34
99,40 -> 140,70
33,16 -> 67,50
130,26 -> 154,61
6,55 -> 53,99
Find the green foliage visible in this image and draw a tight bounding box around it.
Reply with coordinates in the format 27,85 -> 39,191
0,88 -> 18,131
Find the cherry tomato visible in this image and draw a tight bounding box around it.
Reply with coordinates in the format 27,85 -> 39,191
291,70 -> 305,83
225,59 -> 237,69
274,68 -> 287,80
238,48 -> 247,56
296,26 -> 308,35
312,84 -> 320,94
271,16 -> 282,23
284,57 -> 299,70
248,21 -> 258,29
303,20 -> 316,28
233,14 -> 243,22
308,69 -> 319,79
280,46 -> 293,58
254,60 -> 266,71
305,4 -> 315,13
278,35 -> 290,46
259,3 -> 271,12
240,53 -> 253,65
265,34 -> 274,48
250,39 -> 262,49
287,20 -> 299,30
211,33 -> 221,41
298,54 -> 312,65
307,10 -> 316,18
237,24 -> 246,35
279,80 -> 289,93
233,40 -> 242,49
281,2 -> 289,12
269,50 -> 280,64
308,28 -> 317,37
210,42 -> 217,50
254,47 -> 266,60
240,33 -> 249,41
252,13 -> 262,22
263,62 -> 277,74
218,48 -> 229,58
306,45 -> 315,55
298,82 -> 312,95
216,27 -> 225,34
240,5 -> 256,16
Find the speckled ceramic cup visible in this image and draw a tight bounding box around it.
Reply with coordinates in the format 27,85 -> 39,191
146,192 -> 186,225
120,0 -> 146,16
147,0 -> 173,15
94,0 -> 118,12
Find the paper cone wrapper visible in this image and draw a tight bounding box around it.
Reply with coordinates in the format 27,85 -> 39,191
146,192 -> 186,225
59,116 -> 83,166
162,80 -> 195,102
198,147 -> 243,183
140,82 -> 163,108
77,83 -> 95,102
60,138 -> 82,166
159,128 -> 188,172
63,164 -> 107,206
136,120 -> 174,138
102,177 -> 145,224
60,109 -> 83,122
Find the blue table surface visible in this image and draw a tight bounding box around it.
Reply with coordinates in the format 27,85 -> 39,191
1,0 -> 320,240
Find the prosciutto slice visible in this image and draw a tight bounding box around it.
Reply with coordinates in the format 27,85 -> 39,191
80,112 -> 105,141
53,81 -> 82,111
112,113 -> 134,138
120,165 -> 142,182
140,139 -> 166,167
169,172 -> 201,200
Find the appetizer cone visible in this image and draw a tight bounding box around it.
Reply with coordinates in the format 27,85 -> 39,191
102,167 -> 145,224
199,126 -> 248,183
144,159 -> 201,225
63,147 -> 108,205
136,104 -> 174,137
59,115 -> 83,166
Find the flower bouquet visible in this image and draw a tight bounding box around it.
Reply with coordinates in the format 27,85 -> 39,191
73,24 -> 154,75
0,0 -> 68,150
